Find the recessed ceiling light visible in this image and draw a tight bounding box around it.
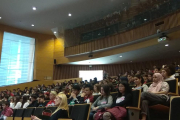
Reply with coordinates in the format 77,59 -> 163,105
54,31 -> 57,34
68,13 -> 72,16
31,24 -> 34,26
165,44 -> 169,46
119,56 -> 122,57
144,18 -> 147,21
32,7 -> 37,10
0,17 -> 1,19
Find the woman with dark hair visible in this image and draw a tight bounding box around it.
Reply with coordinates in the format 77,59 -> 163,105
89,85 -> 113,120
21,96 -> 29,108
161,67 -> 175,81
13,96 -> 22,109
102,82 -> 132,120
132,75 -> 148,92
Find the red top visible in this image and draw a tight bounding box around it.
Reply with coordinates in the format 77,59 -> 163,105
46,100 -> 55,107
1,107 -> 13,117
84,95 -> 94,103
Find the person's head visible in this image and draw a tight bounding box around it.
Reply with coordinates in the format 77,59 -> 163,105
31,95 -> 37,102
154,67 -> 160,73
118,82 -> 131,96
50,91 -> 57,100
2,101 -> 10,110
94,84 -> 101,93
54,93 -> 68,113
161,68 -> 171,79
142,74 -> 148,83
14,96 -> 20,104
100,84 -> 110,97
153,73 -> 164,83
148,72 -> 153,82
103,80 -> 109,85
39,95 -> 45,103
84,84 -> 93,96
4,96 -> 9,101
44,92 -> 49,98
134,74 -> 144,86
127,75 -> 132,81
72,85 -> 81,95
10,98 -> 14,103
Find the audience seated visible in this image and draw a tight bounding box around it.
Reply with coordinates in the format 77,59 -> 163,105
89,84 -> 113,120
132,74 -> 148,92
31,93 -> 69,120
0,101 -> 13,120
101,82 -> 132,120
141,73 -> 170,120
46,91 -> 57,107
0,63 -> 178,120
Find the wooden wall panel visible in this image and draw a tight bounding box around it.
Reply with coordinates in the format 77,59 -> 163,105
54,57 -> 180,79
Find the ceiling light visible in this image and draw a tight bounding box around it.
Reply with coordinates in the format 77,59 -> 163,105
165,44 -> 169,46
31,24 -> 34,26
119,56 -> 122,57
32,7 -> 37,10
54,31 -> 57,34
68,13 -> 72,16
0,17 -> 1,19
144,18 -> 147,21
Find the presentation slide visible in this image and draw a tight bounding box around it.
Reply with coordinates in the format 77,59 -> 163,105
79,70 -> 103,82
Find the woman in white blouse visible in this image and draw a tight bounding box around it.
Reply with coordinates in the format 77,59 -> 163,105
9,98 -> 15,109
13,96 -> 22,109
21,96 -> 29,108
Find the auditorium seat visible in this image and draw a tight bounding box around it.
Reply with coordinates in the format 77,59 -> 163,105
70,103 -> 91,120
93,95 -> 100,102
148,79 -> 179,120
23,108 -> 35,120
169,96 -> 180,120
14,108 -> 25,120
110,92 -> 118,100
68,105 -> 74,116
46,106 -> 57,113
126,90 -> 141,120
33,107 -> 45,118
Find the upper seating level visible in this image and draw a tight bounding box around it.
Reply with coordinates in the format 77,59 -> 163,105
64,0 -> 180,57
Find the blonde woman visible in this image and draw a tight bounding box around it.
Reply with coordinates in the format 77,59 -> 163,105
31,93 -> 69,120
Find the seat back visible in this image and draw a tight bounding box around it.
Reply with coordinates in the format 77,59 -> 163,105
146,82 -> 152,87
33,107 -> 45,117
14,109 -> 25,117
131,90 -> 141,108
166,79 -> 178,95
23,108 -> 35,117
169,96 -> 180,120
46,106 -> 57,113
93,95 -> 100,102
110,92 -> 118,101
68,105 -> 74,116
70,104 -> 91,120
